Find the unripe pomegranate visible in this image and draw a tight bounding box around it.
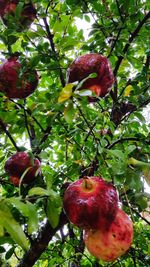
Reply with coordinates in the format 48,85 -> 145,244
0,56 -> 39,99
67,53 -> 114,97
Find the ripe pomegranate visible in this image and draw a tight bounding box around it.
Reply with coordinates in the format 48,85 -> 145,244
0,56 -> 39,99
0,0 -> 36,30
84,208 -> 133,262
5,151 -> 41,185
10,176 -> 20,186
67,53 -> 114,97
63,176 -> 119,229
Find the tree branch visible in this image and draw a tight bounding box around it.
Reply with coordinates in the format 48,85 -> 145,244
10,100 -> 45,133
76,104 -> 96,142
106,137 -> 148,149
0,119 -> 20,151
120,98 -> 150,123
108,26 -> 124,58
17,212 -> 68,267
33,125 -> 52,155
115,0 -> 124,22
43,17 -> 66,87
113,11 -> 150,76
130,206 -> 150,225
57,115 -> 92,161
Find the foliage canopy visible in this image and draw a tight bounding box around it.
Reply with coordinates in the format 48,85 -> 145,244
0,0 -> 150,266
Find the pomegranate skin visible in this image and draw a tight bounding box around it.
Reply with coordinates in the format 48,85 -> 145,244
67,53 -> 114,97
10,176 -> 20,186
0,57 -> 39,99
20,3 -> 37,29
84,208 -> 133,262
0,0 -> 36,29
0,1 -> 17,17
5,152 -> 41,184
63,176 -> 119,229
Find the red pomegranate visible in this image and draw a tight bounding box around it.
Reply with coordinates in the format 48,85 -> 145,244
0,56 -> 39,99
5,151 -> 41,185
0,0 -> 36,30
84,208 -> 133,262
67,53 -> 114,97
63,176 -> 119,229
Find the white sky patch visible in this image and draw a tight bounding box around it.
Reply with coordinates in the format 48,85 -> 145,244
143,104 -> 150,124
75,15 -> 95,40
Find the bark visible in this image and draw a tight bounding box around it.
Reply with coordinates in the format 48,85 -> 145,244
17,212 -> 68,267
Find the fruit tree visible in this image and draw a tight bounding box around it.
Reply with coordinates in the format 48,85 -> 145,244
0,1 -> 149,266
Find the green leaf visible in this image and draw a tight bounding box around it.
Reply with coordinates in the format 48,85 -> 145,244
76,73 -> 97,90
106,149 -> 126,160
0,225 -> 4,237
5,247 -> 14,260
46,196 -> 62,229
125,145 -> 136,155
15,2 -> 24,18
28,187 -> 50,196
8,198 -> 29,217
0,237 -> 15,246
64,103 -> 76,123
3,217 -> 28,251
0,203 -> 29,251
26,202 -> 38,234
8,198 -> 38,234
84,15 -> 91,22
134,112 -> 146,123
11,38 -> 24,53
45,176 -> 52,192
0,246 -> 5,253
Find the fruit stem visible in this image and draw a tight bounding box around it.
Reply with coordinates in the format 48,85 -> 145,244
82,177 -> 93,190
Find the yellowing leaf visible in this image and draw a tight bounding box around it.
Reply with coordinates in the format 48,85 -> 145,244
74,159 -> 83,165
41,260 -> 48,267
124,85 -> 133,97
58,84 -> 74,103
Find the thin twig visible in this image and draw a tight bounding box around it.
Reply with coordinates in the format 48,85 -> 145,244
0,119 -> 20,151
10,100 -> 45,133
130,206 -> 150,225
108,26 -> 124,57
106,137 -> 148,149
43,17 -> 65,87
121,98 -> 150,123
